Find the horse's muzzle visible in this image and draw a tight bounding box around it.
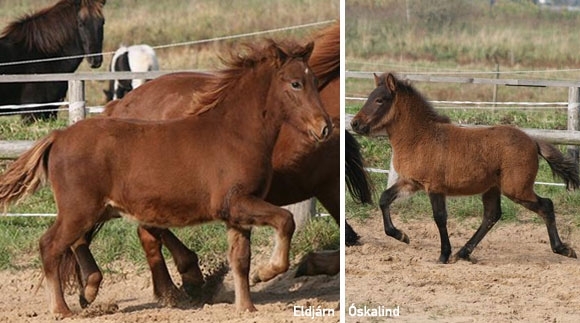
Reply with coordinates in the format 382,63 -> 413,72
310,121 -> 332,143
350,118 -> 369,135
89,55 -> 103,68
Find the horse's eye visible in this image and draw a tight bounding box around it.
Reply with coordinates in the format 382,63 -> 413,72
291,81 -> 303,90
375,98 -> 384,105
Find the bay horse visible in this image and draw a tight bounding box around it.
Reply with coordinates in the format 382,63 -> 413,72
350,72 -> 579,264
0,0 -> 106,122
103,44 -> 159,101
0,40 -> 331,318
65,22 -> 370,308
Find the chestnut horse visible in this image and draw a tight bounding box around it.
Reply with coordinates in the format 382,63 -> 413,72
0,40 -> 331,318
351,72 -> 579,264
71,23 -> 361,304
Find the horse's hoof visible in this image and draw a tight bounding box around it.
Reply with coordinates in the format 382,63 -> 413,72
555,245 -> 577,258
345,232 -> 360,246
400,232 -> 410,244
79,294 -> 90,309
181,282 -> 203,300
157,287 -> 190,307
295,260 -> 308,278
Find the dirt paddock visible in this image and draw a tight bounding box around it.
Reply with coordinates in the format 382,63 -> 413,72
0,256 -> 339,322
346,212 -> 580,322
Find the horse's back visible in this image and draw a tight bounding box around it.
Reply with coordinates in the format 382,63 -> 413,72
103,72 -> 212,119
398,123 -> 539,195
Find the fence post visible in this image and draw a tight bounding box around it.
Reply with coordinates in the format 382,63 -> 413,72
567,87 -> 580,163
68,80 -> 85,125
284,198 -> 316,232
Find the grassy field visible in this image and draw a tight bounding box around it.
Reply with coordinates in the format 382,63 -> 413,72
346,0 -> 580,233
0,0 -> 339,271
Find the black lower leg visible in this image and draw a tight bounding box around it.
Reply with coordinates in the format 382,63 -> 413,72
516,195 -> 576,258
380,185 -> 410,243
456,188 -> 502,260
429,193 -> 451,263
345,220 -> 360,246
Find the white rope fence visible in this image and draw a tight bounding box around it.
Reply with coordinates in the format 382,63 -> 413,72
0,20 -> 335,68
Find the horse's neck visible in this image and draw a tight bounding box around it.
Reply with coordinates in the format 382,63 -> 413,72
55,37 -> 85,71
387,96 -> 439,149
209,71 -> 285,153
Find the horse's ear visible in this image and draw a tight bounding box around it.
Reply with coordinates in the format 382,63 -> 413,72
274,44 -> 289,65
373,73 -> 381,86
302,41 -> 314,62
386,73 -> 397,92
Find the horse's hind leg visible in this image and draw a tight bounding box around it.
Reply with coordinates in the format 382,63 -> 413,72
71,236 -> 102,308
428,193 -> 452,263
451,187 -> 502,263
157,229 -> 204,299
137,226 -> 191,306
380,180 -> 418,244
295,250 -> 339,277
509,193 -> 576,258
40,216 -> 98,318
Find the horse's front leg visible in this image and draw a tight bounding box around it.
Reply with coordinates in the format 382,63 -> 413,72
380,180 -> 419,244
428,193 -> 452,263
229,196 -> 295,284
226,226 -> 255,312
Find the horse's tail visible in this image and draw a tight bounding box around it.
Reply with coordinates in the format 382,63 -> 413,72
536,140 -> 580,191
0,133 -> 57,210
345,131 -> 374,204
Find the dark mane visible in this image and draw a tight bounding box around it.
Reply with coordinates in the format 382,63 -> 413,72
309,21 -> 339,88
191,40 -> 312,115
378,73 -> 451,124
0,0 -> 105,55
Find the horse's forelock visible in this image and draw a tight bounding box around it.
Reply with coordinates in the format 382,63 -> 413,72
190,40 -> 311,115
78,0 -> 106,20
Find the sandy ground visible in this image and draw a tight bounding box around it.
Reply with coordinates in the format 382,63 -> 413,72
346,211 -> 580,323
0,254 -> 339,322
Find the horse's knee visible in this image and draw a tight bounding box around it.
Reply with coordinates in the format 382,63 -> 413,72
379,189 -> 397,209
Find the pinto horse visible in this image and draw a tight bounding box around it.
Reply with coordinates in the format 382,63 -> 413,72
103,44 -> 159,101
0,40 -> 331,318
0,0 -> 105,122
351,72 -> 579,264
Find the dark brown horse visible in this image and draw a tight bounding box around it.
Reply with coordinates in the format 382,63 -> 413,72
0,40 -> 331,318
351,72 -> 578,264
0,0 -> 105,122
73,23 -> 358,305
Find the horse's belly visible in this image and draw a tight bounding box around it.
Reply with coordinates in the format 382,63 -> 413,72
107,199 -> 214,228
